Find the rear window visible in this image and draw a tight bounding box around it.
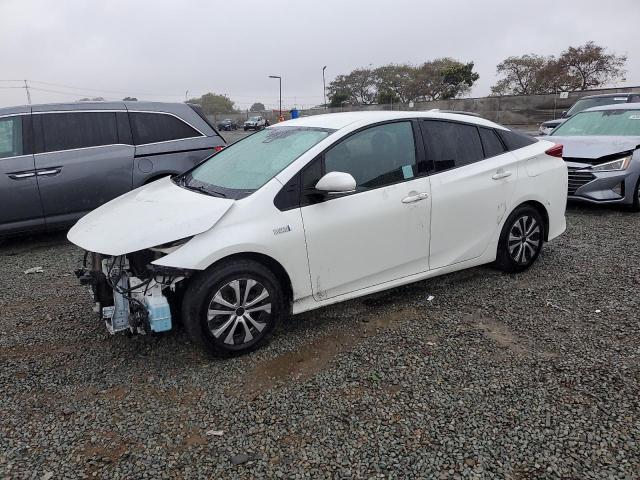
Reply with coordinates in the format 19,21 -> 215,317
130,112 -> 202,145
496,129 -> 536,151
420,120 -> 484,171
39,112 -> 118,152
552,109 -> 640,137
567,96 -> 630,116
0,116 -> 23,159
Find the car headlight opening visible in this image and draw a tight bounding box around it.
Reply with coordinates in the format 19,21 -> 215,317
591,156 -> 632,172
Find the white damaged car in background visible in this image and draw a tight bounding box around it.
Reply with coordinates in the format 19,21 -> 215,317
69,111 -> 568,356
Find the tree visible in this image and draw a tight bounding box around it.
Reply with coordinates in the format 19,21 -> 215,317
408,58 -> 479,101
250,102 -> 265,112
123,96 -> 138,101
490,54 -> 549,96
377,90 -> 400,105
491,42 -> 627,95
373,64 -> 414,103
328,92 -> 350,108
186,93 -> 235,115
558,41 -> 626,90
327,68 -> 377,106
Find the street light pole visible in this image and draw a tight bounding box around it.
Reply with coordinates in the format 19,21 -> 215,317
322,66 -> 327,109
269,75 -> 282,120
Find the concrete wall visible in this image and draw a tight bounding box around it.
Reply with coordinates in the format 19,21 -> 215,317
209,85 -> 640,129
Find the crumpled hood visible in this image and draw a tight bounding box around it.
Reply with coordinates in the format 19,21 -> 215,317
67,177 -> 234,256
545,136 -> 640,159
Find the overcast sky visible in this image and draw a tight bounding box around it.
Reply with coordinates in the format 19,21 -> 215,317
1,0 -> 638,110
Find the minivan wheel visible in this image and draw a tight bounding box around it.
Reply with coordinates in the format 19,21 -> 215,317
182,259 -> 283,356
495,206 -> 544,273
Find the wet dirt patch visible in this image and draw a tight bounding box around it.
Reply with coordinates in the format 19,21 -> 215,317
233,307 -> 419,400
477,319 -> 527,355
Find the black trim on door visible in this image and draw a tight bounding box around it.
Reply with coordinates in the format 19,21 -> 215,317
274,118 -> 427,211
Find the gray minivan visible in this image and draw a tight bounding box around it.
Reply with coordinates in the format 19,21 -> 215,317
0,101 -> 225,236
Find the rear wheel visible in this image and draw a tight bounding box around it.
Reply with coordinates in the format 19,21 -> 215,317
495,206 -> 544,273
182,259 -> 283,356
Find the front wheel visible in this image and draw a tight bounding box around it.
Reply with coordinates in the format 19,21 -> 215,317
495,206 -> 544,273
630,177 -> 640,212
182,259 -> 284,356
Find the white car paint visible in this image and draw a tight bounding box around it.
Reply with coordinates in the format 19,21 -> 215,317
68,111 -> 567,318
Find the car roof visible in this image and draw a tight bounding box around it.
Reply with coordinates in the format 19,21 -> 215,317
274,110 -> 507,131
0,100 -> 188,116
582,103 -> 640,113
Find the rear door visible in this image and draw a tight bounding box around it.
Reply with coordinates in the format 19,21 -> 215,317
421,120 -> 517,269
0,111 -> 45,234
33,108 -> 134,228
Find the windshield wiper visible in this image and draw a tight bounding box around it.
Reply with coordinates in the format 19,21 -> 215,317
182,183 -> 226,198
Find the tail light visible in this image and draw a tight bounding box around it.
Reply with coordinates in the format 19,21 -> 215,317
545,144 -> 563,158
213,145 -> 225,153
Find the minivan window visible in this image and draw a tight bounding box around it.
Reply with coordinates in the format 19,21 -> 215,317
324,121 -> 417,190
479,128 -> 506,158
40,112 -> 118,153
180,126 -> 333,198
0,116 -> 23,159
421,120 -> 484,171
130,112 -> 201,145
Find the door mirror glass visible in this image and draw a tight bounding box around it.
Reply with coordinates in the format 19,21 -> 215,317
315,171 -> 356,194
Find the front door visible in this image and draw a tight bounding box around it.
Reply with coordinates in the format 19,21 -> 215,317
300,121 -> 431,300
32,110 -> 134,228
0,114 -> 45,235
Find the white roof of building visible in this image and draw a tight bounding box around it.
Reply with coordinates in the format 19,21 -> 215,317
274,110 -> 508,131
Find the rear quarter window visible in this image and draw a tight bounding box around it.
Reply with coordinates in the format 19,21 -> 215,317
496,129 -> 537,151
130,112 -> 202,145
420,120 -> 484,171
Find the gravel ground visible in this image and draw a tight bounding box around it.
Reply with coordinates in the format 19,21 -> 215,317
1,204 -> 639,479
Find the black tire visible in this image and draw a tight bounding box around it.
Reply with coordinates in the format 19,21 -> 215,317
495,205 -> 545,273
182,259 -> 283,356
630,176 -> 640,212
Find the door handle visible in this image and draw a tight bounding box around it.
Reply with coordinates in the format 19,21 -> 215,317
402,192 -> 429,203
492,170 -> 512,180
36,168 -> 62,176
8,171 -> 36,180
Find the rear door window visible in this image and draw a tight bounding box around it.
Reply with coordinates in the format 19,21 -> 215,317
497,129 -> 536,150
479,127 -> 507,158
420,120 -> 484,172
0,116 -> 23,159
129,112 -> 202,145
39,112 -> 119,152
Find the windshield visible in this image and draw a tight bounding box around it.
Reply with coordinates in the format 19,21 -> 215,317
248,117 -> 260,121
566,96 -> 629,116
552,109 -> 640,137
178,126 -> 334,199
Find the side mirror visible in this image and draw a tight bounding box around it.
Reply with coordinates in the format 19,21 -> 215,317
561,110 -> 568,118
314,171 -> 356,195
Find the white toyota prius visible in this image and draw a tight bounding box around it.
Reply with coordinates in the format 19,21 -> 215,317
69,111 -> 567,355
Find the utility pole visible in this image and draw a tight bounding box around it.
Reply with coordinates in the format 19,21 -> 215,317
269,75 -> 282,120
185,90 -> 189,102
24,80 -> 31,105
322,66 -> 327,109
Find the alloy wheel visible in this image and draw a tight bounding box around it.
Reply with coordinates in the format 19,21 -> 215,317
508,215 -> 541,265
206,279 -> 272,346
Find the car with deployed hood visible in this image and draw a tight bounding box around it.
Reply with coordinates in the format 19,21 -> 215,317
68,111 -> 567,356
547,103 -> 640,209
538,92 -> 640,135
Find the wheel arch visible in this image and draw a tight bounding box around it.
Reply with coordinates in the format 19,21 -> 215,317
204,251 -> 294,311
514,200 -> 550,241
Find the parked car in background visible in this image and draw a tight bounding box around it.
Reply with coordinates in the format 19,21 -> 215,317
243,116 -> 267,131
0,101 -> 225,237
69,111 -> 567,355
548,103 -> 640,210
538,92 -> 640,135
217,119 -> 237,131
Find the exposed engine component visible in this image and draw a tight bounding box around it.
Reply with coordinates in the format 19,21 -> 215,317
75,251 -> 188,335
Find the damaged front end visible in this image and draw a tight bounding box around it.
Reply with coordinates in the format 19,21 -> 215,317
75,248 -> 193,335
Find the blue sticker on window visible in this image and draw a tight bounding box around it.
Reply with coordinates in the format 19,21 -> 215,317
402,165 -> 414,179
